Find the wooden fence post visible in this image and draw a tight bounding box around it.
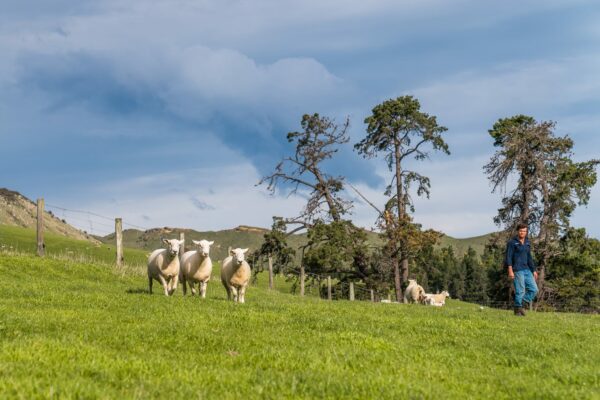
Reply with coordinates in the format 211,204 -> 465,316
327,276 -> 332,301
299,248 -> 305,297
349,282 -> 355,301
268,255 -> 274,290
115,218 -> 123,267
36,198 -> 45,257
370,289 -> 375,302
179,232 -> 185,261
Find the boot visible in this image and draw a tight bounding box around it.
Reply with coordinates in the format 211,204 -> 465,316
514,307 -> 526,316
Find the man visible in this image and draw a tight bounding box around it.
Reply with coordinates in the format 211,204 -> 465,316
506,223 -> 538,316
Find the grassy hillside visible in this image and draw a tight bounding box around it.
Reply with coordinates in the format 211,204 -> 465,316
0,188 -> 98,243
0,253 -> 598,399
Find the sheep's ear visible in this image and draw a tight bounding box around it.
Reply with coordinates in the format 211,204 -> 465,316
192,240 -> 201,245
162,238 -> 169,245
179,239 -> 185,246
208,241 -> 214,246
229,249 -> 235,256
242,248 -> 249,254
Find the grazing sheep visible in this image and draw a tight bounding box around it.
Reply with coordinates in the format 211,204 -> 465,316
147,238 -> 184,296
403,279 -> 426,304
180,240 -> 214,298
422,291 -> 450,306
221,248 -> 250,303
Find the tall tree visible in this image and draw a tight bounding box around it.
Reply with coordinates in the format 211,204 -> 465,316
484,115 -> 598,291
355,95 -> 449,301
258,113 -> 352,231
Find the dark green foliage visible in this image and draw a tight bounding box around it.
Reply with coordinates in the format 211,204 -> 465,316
463,247 -> 489,304
304,220 -> 369,280
543,228 -> 600,312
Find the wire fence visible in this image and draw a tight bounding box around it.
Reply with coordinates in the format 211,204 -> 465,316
23,201 -> 599,313
46,203 -> 152,236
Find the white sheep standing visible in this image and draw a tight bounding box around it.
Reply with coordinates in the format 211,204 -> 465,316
180,239 -> 214,298
147,238 -> 184,296
221,248 -> 250,303
403,279 -> 426,304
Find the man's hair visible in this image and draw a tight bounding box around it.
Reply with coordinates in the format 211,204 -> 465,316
516,223 -> 528,231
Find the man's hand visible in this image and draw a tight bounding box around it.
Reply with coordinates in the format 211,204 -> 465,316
508,266 -> 514,280
534,271 -> 538,281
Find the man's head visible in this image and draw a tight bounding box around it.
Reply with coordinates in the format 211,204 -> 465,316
516,223 -> 528,240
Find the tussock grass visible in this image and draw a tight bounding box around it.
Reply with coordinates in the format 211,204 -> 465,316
0,253 -> 598,399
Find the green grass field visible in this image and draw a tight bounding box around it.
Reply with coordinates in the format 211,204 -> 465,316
0,252 -> 598,399
0,224 -> 149,267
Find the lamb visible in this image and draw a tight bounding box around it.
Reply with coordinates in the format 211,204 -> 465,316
180,239 -> 214,298
147,238 -> 184,296
221,248 -> 250,303
403,279 -> 426,304
422,290 -> 450,307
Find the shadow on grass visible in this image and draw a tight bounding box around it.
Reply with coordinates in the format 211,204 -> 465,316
126,288 -> 149,294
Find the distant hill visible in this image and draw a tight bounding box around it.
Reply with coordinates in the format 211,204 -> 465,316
0,187 -> 493,259
0,188 -> 99,244
97,225 -> 494,261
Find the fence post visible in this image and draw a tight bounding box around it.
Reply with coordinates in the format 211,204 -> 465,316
36,198 -> 45,257
387,293 -> 392,302
115,218 -> 123,267
370,289 -> 374,302
299,248 -> 305,297
227,246 -> 231,257
327,276 -> 332,301
268,255 -> 274,290
179,232 -> 185,262
349,282 -> 355,301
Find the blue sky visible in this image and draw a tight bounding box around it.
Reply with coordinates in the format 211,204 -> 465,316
1,0 -> 599,237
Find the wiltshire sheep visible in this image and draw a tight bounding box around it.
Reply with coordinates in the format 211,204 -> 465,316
403,279 -> 426,304
180,239 -> 214,298
147,238 -> 184,296
221,248 -> 250,303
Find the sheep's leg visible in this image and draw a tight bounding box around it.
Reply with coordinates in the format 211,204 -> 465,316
181,276 -> 187,296
225,285 -> 232,301
157,275 -> 169,296
148,276 -> 154,294
200,281 -> 207,298
238,285 -> 246,304
169,275 -> 179,296
230,286 -> 239,302
190,281 -> 197,296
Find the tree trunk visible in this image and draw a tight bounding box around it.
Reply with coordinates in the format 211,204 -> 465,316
314,169 -> 340,221
394,258 -> 402,302
394,137 -> 408,293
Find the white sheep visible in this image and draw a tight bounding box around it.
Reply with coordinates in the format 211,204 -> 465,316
221,248 -> 250,303
180,239 -> 214,298
403,279 -> 425,304
147,238 -> 184,296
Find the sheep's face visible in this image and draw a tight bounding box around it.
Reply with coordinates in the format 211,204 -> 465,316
193,240 -> 214,257
163,238 -> 184,257
441,290 -> 450,298
407,279 -> 417,286
230,248 -> 249,265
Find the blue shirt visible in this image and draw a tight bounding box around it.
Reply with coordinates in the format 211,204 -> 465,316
505,236 -> 536,273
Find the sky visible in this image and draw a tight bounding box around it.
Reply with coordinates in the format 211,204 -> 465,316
1,0 -> 599,238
